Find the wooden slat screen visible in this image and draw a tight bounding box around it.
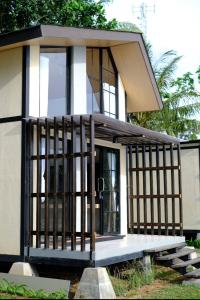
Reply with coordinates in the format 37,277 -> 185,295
28,116 -> 96,252
128,144 -> 183,236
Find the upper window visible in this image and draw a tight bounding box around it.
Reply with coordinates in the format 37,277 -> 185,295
39,47 -> 68,117
86,48 -> 118,119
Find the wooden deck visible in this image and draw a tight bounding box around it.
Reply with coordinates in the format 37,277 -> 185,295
29,234 -> 185,267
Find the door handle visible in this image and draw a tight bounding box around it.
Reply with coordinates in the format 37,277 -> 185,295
98,177 -> 105,192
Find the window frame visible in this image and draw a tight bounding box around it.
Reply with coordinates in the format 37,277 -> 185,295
39,46 -> 71,117
87,47 -> 119,119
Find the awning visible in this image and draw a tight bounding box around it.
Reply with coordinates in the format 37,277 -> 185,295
33,114 -> 179,145
88,114 -> 179,144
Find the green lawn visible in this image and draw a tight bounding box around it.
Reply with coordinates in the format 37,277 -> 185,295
110,263 -> 200,299
145,284 -> 200,299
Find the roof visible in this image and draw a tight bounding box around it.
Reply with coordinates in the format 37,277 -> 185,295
31,114 -> 180,144
0,25 -> 162,114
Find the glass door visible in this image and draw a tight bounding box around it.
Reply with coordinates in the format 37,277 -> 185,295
95,147 -> 120,235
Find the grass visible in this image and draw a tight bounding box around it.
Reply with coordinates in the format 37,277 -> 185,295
0,280 -> 67,299
109,262 -> 200,299
109,261 -> 155,297
145,284 -> 200,299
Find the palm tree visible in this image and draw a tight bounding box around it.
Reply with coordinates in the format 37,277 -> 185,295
129,48 -> 200,140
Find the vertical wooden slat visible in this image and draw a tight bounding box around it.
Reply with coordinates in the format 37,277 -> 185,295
149,145 -> 154,235
44,118 -> 50,248
129,145 -> 134,233
177,144 -> 183,236
29,120 -> 33,248
80,116 -> 86,251
163,144 -> 168,235
36,119 -> 41,248
170,144 -> 176,236
53,117 -> 59,249
71,116 -> 77,250
142,145 -> 147,234
156,145 -> 161,235
90,115 -> 96,253
135,145 -> 140,234
62,117 -> 67,250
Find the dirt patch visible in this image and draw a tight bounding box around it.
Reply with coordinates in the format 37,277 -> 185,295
125,279 -> 168,299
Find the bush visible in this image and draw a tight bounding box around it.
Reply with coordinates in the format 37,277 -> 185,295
186,238 -> 200,249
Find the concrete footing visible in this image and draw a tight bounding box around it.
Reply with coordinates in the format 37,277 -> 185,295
9,262 -> 38,277
141,255 -> 152,274
185,246 -> 198,260
75,267 -> 116,299
183,279 -> 200,287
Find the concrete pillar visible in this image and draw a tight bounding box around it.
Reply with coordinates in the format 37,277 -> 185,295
141,255 -> 152,274
9,262 -> 38,277
75,267 -> 116,299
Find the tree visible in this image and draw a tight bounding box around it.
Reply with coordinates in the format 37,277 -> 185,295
117,21 -> 141,33
0,0 -> 117,33
129,49 -> 200,140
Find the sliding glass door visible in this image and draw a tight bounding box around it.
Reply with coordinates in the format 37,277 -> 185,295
95,147 -> 120,235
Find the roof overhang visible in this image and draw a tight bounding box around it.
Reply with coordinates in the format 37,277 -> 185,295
0,25 -> 163,113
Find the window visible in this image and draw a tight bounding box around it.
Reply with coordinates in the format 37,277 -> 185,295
86,48 -> 118,119
40,47 -> 69,117
86,48 -> 101,114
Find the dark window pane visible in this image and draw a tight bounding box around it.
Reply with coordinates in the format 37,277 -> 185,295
103,49 -> 114,73
87,47 -> 118,118
103,171 -> 111,191
102,49 -> 117,119
86,48 -> 100,113
40,48 -> 67,117
104,212 -> 120,234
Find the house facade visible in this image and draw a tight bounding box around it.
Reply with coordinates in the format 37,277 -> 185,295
0,25 -> 184,267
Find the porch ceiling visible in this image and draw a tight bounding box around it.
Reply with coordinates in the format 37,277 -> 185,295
39,114 -> 179,145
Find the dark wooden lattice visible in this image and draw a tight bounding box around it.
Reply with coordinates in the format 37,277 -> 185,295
28,116 -> 96,253
128,144 -> 183,236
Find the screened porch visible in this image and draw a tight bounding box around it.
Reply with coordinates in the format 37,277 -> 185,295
25,114 -> 184,266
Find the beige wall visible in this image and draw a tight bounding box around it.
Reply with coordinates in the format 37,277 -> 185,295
131,146 -> 200,232
0,47 -> 22,118
181,147 -> 200,230
0,122 -> 21,255
118,75 -> 126,122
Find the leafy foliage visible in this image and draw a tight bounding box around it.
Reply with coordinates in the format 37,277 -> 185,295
0,0 -> 117,33
187,238 -> 200,249
129,49 -> 200,140
0,280 -> 67,299
117,21 -> 141,33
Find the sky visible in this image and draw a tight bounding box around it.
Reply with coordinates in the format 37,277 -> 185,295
105,0 -> 200,77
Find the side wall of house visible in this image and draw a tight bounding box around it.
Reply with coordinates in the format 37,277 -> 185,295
130,143 -> 200,233
0,47 -> 22,255
181,144 -> 200,231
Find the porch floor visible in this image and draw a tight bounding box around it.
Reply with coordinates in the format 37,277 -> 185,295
93,234 -> 185,266
29,234 -> 185,267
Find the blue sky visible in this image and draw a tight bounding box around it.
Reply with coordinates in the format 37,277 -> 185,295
106,0 -> 200,77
